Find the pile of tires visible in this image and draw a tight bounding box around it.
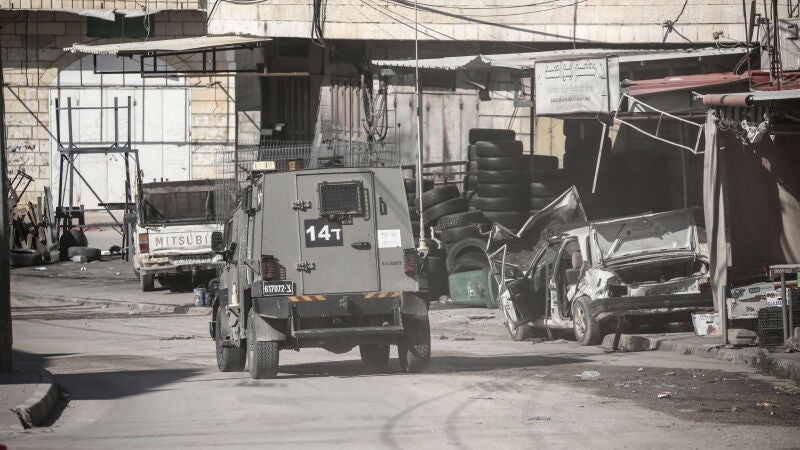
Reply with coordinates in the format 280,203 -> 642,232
464,128 -> 516,207
404,178 -> 433,238
472,140 -> 527,231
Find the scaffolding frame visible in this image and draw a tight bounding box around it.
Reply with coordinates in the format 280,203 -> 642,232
54,96 -> 141,258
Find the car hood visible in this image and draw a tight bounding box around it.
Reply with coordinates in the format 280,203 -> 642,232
591,209 -> 700,267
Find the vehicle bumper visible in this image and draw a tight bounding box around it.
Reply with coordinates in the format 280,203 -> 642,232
140,262 -> 220,276
588,293 -> 714,322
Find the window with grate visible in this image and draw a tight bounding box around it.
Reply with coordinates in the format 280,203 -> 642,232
318,181 -> 364,217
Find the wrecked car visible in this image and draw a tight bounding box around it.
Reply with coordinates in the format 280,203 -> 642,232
488,187 -> 714,345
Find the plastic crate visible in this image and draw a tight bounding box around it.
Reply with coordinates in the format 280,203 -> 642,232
758,329 -> 785,347
448,269 -> 497,308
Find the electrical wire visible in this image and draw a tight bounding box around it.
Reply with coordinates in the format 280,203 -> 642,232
358,0 -> 446,40
394,0 -> 574,9
662,0 -> 691,43
312,0 -> 327,47
387,0 -> 589,18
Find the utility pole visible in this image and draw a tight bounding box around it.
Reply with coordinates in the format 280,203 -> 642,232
0,31 -> 13,372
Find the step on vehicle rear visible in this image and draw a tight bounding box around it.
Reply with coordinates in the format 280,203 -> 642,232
209,161 -> 431,379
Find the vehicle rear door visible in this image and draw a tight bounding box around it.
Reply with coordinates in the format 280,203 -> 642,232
506,239 -> 561,326
295,171 -> 379,294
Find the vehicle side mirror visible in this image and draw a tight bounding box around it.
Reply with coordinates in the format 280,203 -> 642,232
211,231 -> 225,253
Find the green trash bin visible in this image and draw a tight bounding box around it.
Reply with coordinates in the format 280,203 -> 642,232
449,269 -> 498,308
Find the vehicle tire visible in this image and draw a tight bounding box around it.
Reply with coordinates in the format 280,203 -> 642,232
141,272 -> 155,292
464,175 -> 477,190
476,170 -> 523,184
448,251 -> 488,274
434,210 -> 484,231
474,140 -> 523,158
477,183 -> 523,198
420,185 -> 460,209
398,318 -> 431,373
441,224 -> 482,243
530,197 -> 556,210
216,311 -> 246,372
476,156 -> 517,170
467,161 -> 479,172
359,344 -> 390,369
445,237 -> 487,273
67,246 -> 101,261
10,249 -> 42,267
247,310 -> 280,379
530,155 -> 559,171
529,182 -> 555,198
506,322 -> 534,341
468,128 -> 515,145
468,145 -> 479,161
422,197 -> 468,225
572,297 -> 603,346
476,197 -> 521,212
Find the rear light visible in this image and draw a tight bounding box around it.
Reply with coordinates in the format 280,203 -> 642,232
403,249 -> 419,277
261,255 -> 284,281
699,280 -> 712,293
138,233 -> 149,254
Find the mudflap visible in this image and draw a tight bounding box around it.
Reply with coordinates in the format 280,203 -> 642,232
400,292 -> 429,321
251,313 -> 288,342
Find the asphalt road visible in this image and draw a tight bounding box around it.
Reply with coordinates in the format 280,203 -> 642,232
2,297 -> 800,449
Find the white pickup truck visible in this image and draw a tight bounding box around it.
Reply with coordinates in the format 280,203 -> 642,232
131,180 -> 226,291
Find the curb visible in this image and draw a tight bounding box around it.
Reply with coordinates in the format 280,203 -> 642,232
11,382 -> 60,429
653,338 -> 758,365
13,292 -> 211,315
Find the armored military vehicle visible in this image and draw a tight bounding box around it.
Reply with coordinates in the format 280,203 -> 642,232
209,161 -> 431,379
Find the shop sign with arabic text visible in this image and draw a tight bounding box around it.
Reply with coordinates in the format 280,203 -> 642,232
533,58 -> 619,115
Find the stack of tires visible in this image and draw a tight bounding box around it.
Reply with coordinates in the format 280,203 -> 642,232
527,154 -> 561,217
404,178 -> 433,238
464,128 -> 516,208
562,119 -> 610,194
472,140 -> 526,231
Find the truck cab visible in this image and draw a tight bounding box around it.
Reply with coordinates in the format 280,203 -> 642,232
210,164 -> 431,379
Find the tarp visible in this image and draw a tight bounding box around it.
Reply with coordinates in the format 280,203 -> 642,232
703,110 -> 727,314
64,36 -> 269,55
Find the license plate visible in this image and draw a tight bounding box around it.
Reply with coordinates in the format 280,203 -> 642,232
262,280 -> 294,297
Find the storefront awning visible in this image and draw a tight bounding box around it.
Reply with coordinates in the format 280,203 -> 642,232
64,35 -> 269,56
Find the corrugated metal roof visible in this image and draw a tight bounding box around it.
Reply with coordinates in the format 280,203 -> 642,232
64,35 -> 269,55
625,72 -> 747,96
372,47 -> 746,71
7,8 -> 163,21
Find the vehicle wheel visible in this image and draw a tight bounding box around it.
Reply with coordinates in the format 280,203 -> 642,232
141,273 -> 155,292
422,197 -> 469,225
476,156 -> 517,170
477,183 -> 523,198
476,169 -> 523,184
359,344 -> 390,369
447,251 -> 488,275
247,310 -> 280,379
434,210 -> 485,231
506,321 -> 534,341
572,297 -> 603,346
420,185 -> 460,209
398,318 -> 431,373
474,140 -> 523,158
468,128 -> 515,144
67,246 -> 101,261
216,311 -> 246,372
10,249 -> 42,267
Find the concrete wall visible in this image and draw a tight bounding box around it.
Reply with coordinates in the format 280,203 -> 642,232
208,0 -> 759,44
1,10 -> 235,204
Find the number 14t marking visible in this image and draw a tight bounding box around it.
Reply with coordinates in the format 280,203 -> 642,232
306,225 -> 342,241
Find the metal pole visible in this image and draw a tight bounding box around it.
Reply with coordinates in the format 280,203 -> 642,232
591,121 -> 607,193
414,0 -> 428,252
681,149 -> 688,209
782,272 -> 789,340
0,31 -> 13,371
67,98 -> 75,230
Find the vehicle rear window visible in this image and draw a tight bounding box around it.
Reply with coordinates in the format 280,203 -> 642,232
141,189 -> 217,225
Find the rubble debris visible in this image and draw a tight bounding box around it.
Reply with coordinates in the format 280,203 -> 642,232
657,392 -> 674,399
576,370 -> 600,381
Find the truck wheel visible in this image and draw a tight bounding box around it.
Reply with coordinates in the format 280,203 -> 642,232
572,297 -> 602,346
216,312 -> 246,372
141,273 -> 155,291
359,344 -> 390,369
398,318 -> 431,373
247,310 -> 279,379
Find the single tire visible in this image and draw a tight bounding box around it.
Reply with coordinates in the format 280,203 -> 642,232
398,318 -> 431,373
67,246 -> 101,261
476,156 -> 517,171
476,170 -> 523,184
572,297 -> 603,346
434,210 -> 485,231
420,185 -> 460,210
468,145 -> 479,161
530,155 -> 559,171
448,251 -> 488,274
445,237 -> 487,273
478,183 -> 523,198
468,128 -> 515,145
529,182 -> 556,198
247,310 -> 280,379
10,249 -> 42,267
474,140 -> 523,158
359,344 -> 390,369
507,322 -> 535,341
422,197 -> 468,225
216,311 -> 246,372
476,197 -> 521,212
141,272 -> 155,292
441,224 -> 482,243
530,197 -> 556,210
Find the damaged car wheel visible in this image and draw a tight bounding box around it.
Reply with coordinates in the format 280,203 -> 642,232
506,322 -> 534,341
572,297 -> 602,346
216,311 -> 246,372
